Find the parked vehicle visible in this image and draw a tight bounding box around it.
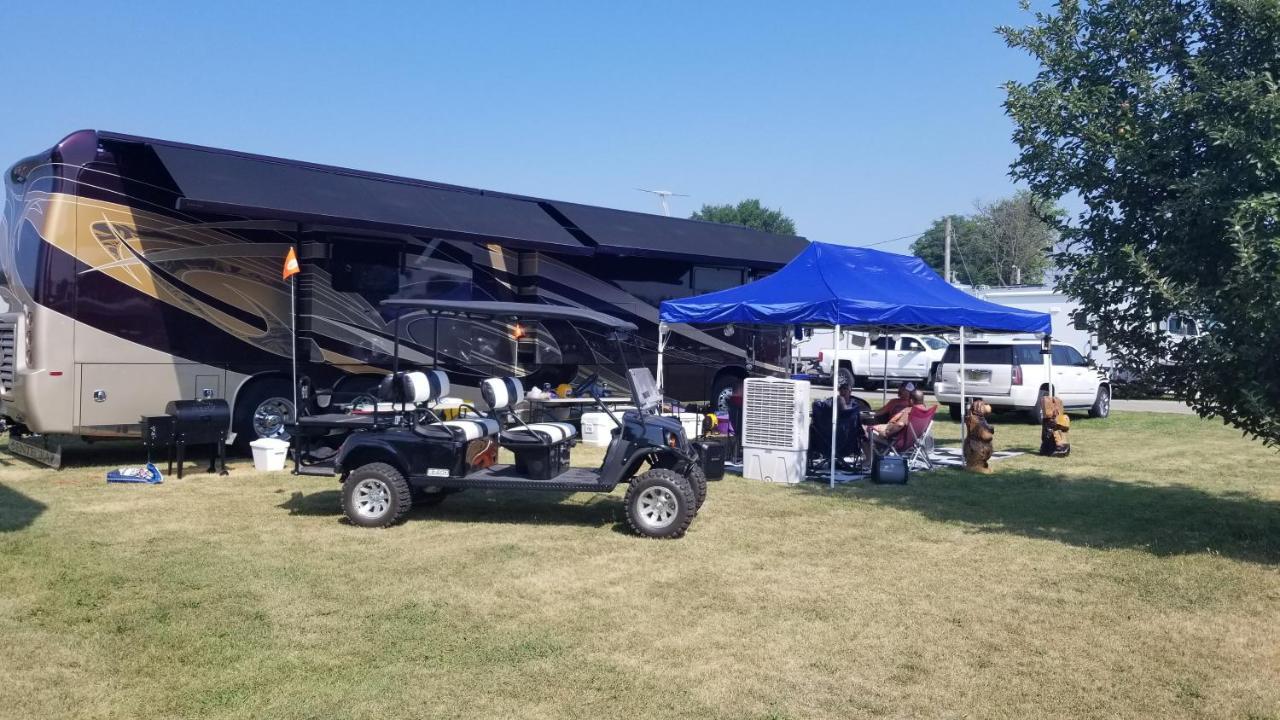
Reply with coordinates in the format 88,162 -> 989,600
933,337 -> 1111,422
795,329 -> 947,388
0,130 -> 803,461
297,300 -> 705,539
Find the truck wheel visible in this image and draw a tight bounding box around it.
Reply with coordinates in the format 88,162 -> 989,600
948,403 -> 962,421
342,463 -> 412,528
1089,386 -> 1111,418
624,469 -> 696,539
1028,389 -> 1049,424
685,464 -> 707,511
927,363 -> 940,389
837,366 -> 855,390
853,374 -> 868,390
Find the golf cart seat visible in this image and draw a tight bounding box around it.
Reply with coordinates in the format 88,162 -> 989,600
383,369 -> 500,441
480,377 -> 578,448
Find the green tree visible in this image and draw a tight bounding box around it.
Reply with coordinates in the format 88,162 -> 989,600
1001,0 -> 1280,444
911,192 -> 1059,286
690,199 -> 798,236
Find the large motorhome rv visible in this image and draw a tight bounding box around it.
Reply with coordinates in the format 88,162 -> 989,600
1,131 -> 804,461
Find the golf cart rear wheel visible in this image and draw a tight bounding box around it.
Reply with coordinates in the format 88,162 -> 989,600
342,463 -> 412,528
685,464 -> 707,511
624,469 -> 696,539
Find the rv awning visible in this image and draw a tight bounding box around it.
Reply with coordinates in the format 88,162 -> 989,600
549,200 -> 808,268
138,138 -> 592,255
659,241 -> 1052,334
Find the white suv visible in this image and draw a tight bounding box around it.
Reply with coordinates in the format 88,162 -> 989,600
933,338 -> 1111,422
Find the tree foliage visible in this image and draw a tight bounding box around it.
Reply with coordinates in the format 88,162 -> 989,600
690,199 -> 798,236
910,191 -> 1059,286
1001,0 -> 1280,444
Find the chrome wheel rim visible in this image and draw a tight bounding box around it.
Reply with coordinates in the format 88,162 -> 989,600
636,486 -> 680,531
716,386 -> 734,415
352,478 -> 392,520
1099,390 -> 1110,416
253,397 -> 295,439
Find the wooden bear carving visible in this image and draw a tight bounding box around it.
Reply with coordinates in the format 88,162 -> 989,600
1039,395 -> 1071,457
962,399 -> 995,473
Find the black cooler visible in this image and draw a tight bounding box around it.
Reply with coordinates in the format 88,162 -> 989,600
692,439 -> 726,480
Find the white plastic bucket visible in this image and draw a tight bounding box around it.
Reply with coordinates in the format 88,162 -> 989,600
250,438 -> 290,472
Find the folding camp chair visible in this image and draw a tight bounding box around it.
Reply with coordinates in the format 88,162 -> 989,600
872,404 -> 938,471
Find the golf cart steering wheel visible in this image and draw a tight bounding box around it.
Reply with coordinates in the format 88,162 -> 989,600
571,372 -> 600,398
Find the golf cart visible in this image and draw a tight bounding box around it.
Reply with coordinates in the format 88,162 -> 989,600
292,299 -> 707,539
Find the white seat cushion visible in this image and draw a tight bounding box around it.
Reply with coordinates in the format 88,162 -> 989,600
503,421 -> 577,444
436,418 -> 500,441
481,377 -> 524,410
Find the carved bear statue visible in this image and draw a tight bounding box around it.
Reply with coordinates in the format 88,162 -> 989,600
1039,395 -> 1071,457
962,399 -> 996,473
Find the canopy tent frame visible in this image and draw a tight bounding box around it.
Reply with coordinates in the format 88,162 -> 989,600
655,242 -> 1054,489
656,322 -> 1054,488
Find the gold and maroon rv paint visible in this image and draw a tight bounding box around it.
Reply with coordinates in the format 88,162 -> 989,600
0,131 -> 804,453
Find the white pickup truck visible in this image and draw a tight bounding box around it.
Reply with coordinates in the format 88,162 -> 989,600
794,330 -> 949,388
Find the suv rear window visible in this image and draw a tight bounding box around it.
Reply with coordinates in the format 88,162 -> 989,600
941,344 -> 1013,365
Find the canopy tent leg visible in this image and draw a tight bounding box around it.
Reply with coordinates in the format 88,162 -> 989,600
830,324 -> 840,489
1044,333 -> 1054,404
656,322 -> 669,397
959,326 -> 967,441
882,329 -> 889,406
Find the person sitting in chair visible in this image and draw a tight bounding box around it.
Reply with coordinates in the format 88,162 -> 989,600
865,389 -> 925,457
873,382 -> 916,424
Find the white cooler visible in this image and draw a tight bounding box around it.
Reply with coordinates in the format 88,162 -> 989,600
581,412 -> 621,447
742,446 -> 806,484
250,438 -> 290,472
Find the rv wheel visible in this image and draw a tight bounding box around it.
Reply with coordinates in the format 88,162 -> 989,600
234,379 -> 295,447
624,469 -> 696,539
342,463 -> 412,528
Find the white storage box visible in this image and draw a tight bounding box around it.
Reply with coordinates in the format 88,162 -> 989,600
675,412 -> 702,439
249,438 -> 289,472
742,446 -> 806,484
581,412 -> 621,447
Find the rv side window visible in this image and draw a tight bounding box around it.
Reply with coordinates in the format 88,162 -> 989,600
692,266 -> 745,294
331,242 -> 400,295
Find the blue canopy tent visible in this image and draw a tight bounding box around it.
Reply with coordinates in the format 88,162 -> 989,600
657,241 -> 1053,487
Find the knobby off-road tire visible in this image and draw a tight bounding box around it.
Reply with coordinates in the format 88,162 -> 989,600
624,468 -> 697,539
342,463 -> 412,528
685,463 -> 707,511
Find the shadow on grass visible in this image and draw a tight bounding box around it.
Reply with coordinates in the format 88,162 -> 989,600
279,488 -> 629,532
0,482 -> 47,532
797,469 -> 1280,564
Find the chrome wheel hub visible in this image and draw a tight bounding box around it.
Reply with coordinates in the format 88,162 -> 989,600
637,486 -> 680,530
253,397 -> 295,439
353,479 -> 392,519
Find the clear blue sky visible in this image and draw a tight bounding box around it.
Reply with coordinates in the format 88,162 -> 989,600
1,1 -> 1042,254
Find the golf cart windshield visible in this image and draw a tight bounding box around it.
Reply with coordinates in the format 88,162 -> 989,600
627,368 -> 661,412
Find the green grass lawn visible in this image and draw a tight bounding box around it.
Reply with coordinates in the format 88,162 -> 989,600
1,411 -> 1278,719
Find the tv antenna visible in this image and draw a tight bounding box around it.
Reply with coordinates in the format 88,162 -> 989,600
636,188 -> 688,217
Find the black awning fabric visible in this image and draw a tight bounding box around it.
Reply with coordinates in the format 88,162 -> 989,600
148,142 -> 589,254
550,200 -> 808,267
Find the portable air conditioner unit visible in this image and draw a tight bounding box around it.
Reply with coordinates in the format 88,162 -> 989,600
741,377 -> 810,484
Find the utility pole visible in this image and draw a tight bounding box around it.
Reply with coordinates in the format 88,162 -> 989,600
944,216 -> 953,285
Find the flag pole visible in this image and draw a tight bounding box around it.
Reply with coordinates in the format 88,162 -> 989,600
291,271 -> 298,419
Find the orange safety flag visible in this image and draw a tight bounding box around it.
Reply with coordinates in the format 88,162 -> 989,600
282,247 -> 300,280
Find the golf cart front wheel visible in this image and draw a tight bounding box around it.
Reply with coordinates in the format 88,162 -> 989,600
342,463 -> 412,528
624,469 -> 696,539
685,463 -> 707,511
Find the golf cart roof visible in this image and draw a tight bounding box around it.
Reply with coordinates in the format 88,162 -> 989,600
381,299 -> 638,332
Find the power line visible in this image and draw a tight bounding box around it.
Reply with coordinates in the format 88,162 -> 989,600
859,229 -> 930,248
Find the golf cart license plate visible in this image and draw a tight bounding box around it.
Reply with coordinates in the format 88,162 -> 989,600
426,468 -> 449,477
965,369 -> 991,381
